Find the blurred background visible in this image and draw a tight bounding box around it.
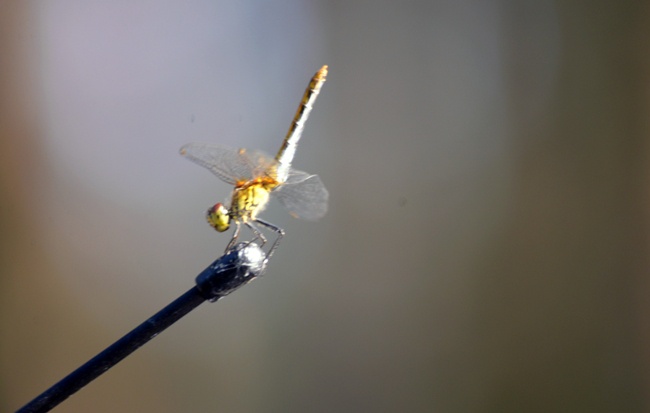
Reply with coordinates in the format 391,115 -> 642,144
2,1 -> 649,412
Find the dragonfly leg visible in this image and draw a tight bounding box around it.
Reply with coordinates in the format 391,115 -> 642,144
244,221 -> 267,247
255,218 -> 285,261
225,221 -> 241,252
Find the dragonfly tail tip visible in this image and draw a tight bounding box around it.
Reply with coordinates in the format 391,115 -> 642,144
318,65 -> 328,79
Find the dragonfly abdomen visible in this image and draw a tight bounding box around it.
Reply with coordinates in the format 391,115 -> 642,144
275,66 -> 328,183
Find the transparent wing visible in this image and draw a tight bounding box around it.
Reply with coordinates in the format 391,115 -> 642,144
273,170 -> 328,220
180,142 -> 277,184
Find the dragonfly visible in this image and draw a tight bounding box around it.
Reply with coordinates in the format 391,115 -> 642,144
180,65 -> 329,258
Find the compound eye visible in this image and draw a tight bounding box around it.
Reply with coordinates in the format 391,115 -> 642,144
207,203 -> 230,232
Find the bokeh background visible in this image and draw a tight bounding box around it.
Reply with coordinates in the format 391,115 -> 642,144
2,1 -> 650,412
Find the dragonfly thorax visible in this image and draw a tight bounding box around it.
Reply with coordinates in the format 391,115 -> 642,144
230,181 -> 273,222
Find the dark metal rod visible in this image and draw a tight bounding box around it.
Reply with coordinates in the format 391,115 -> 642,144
16,287 -> 205,413
16,243 -> 266,413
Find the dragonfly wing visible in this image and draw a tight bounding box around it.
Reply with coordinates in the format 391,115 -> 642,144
273,170 -> 328,220
180,142 -> 275,184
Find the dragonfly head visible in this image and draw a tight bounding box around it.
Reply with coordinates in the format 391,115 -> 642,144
207,203 -> 230,232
